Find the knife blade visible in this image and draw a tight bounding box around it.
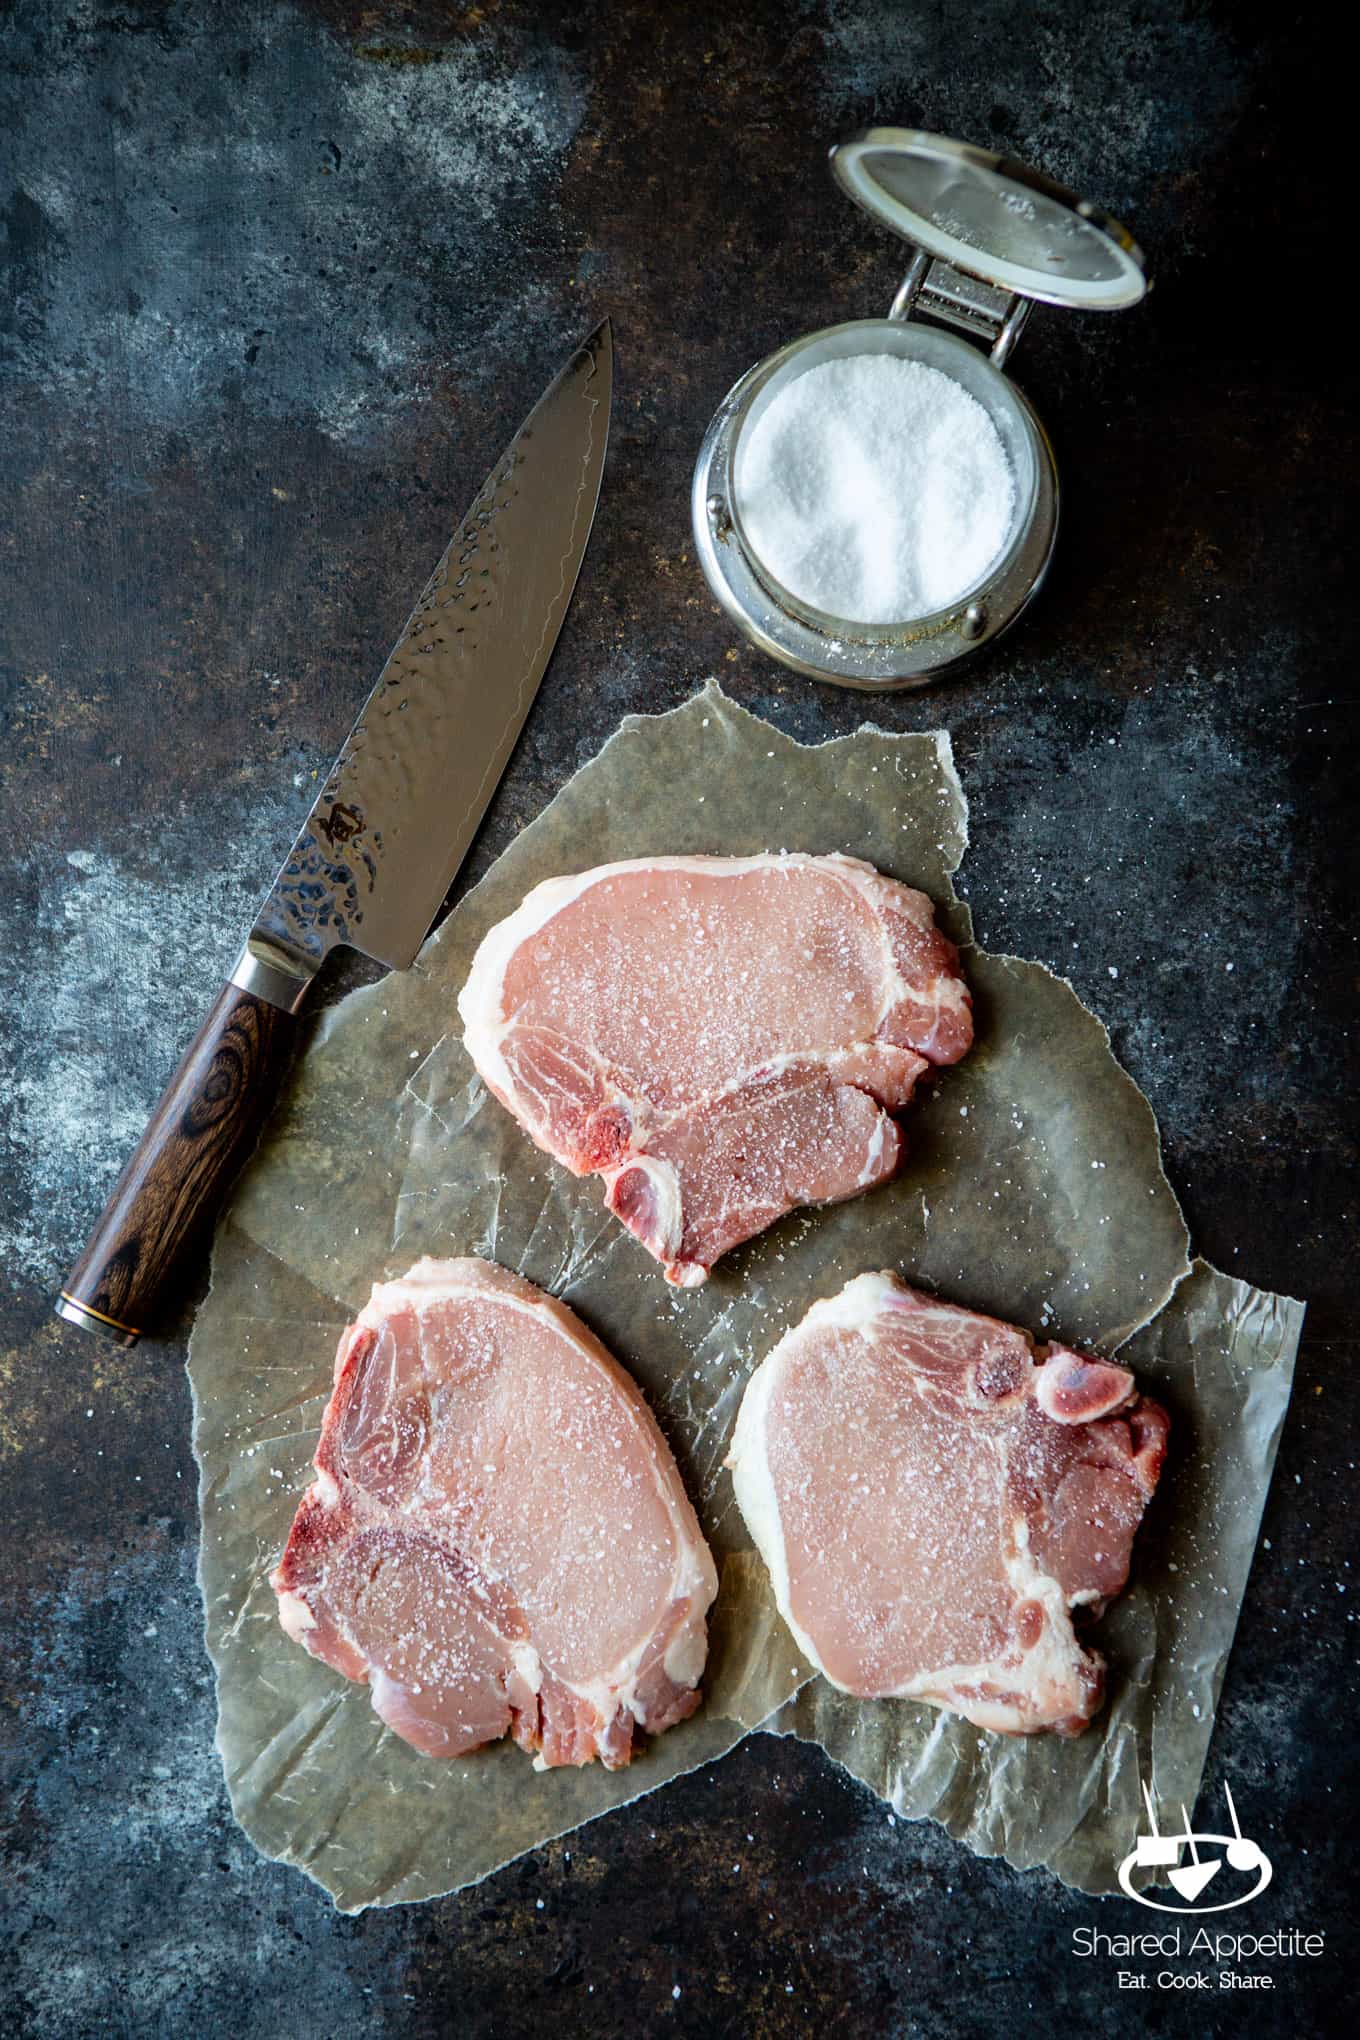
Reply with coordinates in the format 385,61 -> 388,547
57,319 -> 612,1346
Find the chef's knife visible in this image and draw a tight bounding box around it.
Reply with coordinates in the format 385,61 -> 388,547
57,320 -> 613,1346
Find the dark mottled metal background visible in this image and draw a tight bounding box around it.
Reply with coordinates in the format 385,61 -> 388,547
1,3 -> 1354,2034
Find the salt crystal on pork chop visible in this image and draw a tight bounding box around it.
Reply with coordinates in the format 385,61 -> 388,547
728,1273 -> 1168,1735
457,853 -> 971,1286
271,1257 -> 718,1768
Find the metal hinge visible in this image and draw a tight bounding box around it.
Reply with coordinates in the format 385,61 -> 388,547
888,249 -> 1033,370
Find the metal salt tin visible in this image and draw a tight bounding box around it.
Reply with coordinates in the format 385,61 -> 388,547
692,129 -> 1148,690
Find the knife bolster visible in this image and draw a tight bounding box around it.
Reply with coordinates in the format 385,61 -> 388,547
57,981 -> 296,1342
229,939 -> 315,1013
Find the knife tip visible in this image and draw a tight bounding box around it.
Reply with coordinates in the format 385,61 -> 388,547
579,316 -> 613,398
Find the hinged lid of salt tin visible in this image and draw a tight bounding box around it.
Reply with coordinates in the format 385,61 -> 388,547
830,128 -> 1147,324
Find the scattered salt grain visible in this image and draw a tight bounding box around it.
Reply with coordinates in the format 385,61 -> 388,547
735,354 -> 1015,624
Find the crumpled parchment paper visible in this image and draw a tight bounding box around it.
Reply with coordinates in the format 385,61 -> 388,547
191,681 -> 1301,1910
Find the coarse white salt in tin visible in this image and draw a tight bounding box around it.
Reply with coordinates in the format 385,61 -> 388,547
733,352 -> 1016,626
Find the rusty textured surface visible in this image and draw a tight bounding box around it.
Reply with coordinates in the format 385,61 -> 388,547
1,1 -> 1354,2033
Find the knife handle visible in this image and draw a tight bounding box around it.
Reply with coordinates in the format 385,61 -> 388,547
56,977 -> 299,1344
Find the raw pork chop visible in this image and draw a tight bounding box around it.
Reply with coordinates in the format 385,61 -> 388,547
728,1273 -> 1168,1735
457,853 -> 971,1286
271,1257 -> 718,1768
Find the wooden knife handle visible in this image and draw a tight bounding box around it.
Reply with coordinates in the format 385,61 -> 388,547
58,981 -> 296,1343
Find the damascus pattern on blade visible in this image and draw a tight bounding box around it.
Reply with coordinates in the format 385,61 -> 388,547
248,325 -> 611,979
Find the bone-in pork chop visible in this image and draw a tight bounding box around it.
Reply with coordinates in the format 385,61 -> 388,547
457,853 -> 972,1286
271,1257 -> 718,1768
728,1273 -> 1168,1735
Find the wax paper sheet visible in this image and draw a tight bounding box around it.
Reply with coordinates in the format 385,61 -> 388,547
190,682 -> 1300,1910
